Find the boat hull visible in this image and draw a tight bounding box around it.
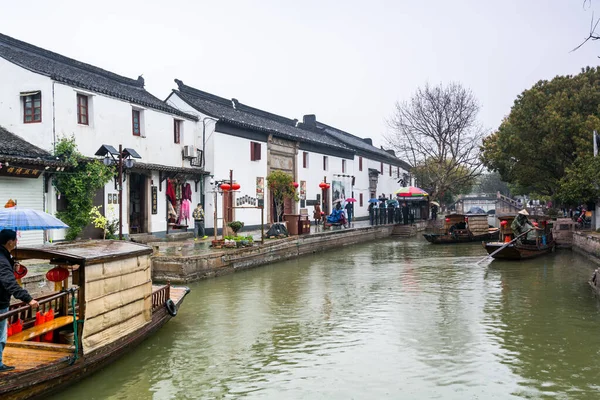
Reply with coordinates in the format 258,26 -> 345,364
424,230 -> 499,244
0,287 -> 189,400
483,241 -> 555,260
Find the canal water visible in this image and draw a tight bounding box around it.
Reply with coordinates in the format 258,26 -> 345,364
53,237 -> 600,399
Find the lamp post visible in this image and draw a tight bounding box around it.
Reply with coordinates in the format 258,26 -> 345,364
95,144 -> 141,240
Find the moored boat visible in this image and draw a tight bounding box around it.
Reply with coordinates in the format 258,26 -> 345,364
0,240 -> 189,400
423,213 -> 499,244
483,214 -> 555,260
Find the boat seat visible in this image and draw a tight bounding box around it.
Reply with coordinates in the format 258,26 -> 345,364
7,316 -> 74,343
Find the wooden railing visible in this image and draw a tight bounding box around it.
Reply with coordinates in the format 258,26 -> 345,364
0,289 -> 78,328
152,282 -> 171,312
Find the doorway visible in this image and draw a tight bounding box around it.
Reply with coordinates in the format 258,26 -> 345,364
129,173 -> 147,234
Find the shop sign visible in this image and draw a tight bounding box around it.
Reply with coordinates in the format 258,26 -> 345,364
151,186 -> 158,214
0,165 -> 42,178
256,177 -> 264,200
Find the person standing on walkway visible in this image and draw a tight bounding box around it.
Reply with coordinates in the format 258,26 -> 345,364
192,204 -> 208,240
0,229 -> 38,372
402,202 -> 409,225
345,202 -> 353,225
313,204 -> 322,225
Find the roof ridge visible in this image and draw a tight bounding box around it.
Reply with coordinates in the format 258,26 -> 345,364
175,80 -> 233,107
0,32 -> 143,88
235,102 -> 297,126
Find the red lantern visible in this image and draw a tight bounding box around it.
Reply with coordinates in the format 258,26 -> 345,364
465,217 -> 468,222
319,182 -> 327,189
445,218 -> 450,222
500,220 -> 508,226
293,182 -> 299,189
220,183 -> 231,191
14,264 -> 27,280
231,183 -> 241,191
532,221 -> 539,227
46,266 -> 69,282
325,184 -> 331,189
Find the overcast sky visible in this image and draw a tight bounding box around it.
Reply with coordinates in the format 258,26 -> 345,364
1,0 -> 598,147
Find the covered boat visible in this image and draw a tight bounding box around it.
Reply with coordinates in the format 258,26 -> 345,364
0,240 -> 189,399
423,213 -> 499,244
483,214 -> 555,260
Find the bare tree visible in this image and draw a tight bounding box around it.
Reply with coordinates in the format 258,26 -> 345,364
385,82 -> 486,200
573,0 -> 600,53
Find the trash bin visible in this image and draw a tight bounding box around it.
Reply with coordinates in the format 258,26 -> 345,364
283,214 -> 300,235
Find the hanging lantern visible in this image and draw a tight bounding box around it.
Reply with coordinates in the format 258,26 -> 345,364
532,221 -> 539,227
319,182 -> 327,189
231,183 -> 241,191
465,217 -> 468,222
293,182 -> 299,189
220,183 -> 231,191
325,184 -> 331,189
46,266 -> 69,291
500,220 -> 508,226
445,218 -> 450,223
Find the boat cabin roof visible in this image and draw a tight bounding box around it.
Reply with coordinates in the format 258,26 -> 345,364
13,240 -> 153,266
496,213 -> 552,222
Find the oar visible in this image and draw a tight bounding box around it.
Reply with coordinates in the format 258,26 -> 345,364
476,229 -> 532,264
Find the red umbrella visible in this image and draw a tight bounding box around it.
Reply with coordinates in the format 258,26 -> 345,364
345,198 -> 357,202
394,186 -> 428,197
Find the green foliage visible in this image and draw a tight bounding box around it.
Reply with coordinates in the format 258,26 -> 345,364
53,137 -> 114,240
412,159 -> 475,202
227,220 -> 244,234
481,66 -> 600,199
89,206 -> 118,240
266,171 -> 298,222
476,172 -> 510,196
556,155 -> 600,204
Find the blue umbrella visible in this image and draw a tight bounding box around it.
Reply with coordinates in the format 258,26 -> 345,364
0,208 -> 69,231
368,198 -> 379,203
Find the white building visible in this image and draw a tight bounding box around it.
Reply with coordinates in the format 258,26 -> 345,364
0,33 -> 204,242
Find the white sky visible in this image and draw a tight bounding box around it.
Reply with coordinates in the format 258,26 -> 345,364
1,0 -> 598,147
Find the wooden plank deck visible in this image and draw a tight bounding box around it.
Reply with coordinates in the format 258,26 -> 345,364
151,284 -> 187,305
1,345 -> 71,375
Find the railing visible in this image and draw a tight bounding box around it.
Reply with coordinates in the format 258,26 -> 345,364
152,282 -> 171,312
0,289 -> 78,328
496,192 -> 521,208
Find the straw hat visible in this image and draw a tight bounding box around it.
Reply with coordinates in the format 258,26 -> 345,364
4,198 -> 15,208
518,209 -> 529,215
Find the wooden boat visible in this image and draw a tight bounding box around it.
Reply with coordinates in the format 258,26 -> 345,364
423,213 -> 499,244
0,240 -> 189,400
483,214 -> 556,260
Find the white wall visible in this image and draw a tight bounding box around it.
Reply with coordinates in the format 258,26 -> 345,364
0,57 -> 55,152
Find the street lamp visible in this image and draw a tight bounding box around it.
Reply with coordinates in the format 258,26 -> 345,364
95,144 -> 141,240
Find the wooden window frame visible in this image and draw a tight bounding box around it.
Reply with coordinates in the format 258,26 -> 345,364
359,156 -> 363,171
342,159 -> 346,173
303,152 -> 308,168
132,110 -> 141,136
389,164 -> 392,177
23,92 -> 42,123
359,193 -> 363,207
323,156 -> 328,171
174,119 -> 181,144
77,94 -> 89,125
380,162 -> 384,175
250,142 -> 262,161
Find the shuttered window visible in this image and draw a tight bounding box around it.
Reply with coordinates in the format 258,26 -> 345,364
23,92 -> 42,123
77,94 -> 88,125
359,193 -> 363,207
359,157 -> 363,171
303,152 -> 309,168
250,142 -> 261,161
132,110 -> 141,136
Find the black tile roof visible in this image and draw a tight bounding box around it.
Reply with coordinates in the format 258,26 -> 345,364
0,33 -> 197,121
0,125 -> 67,166
315,121 -> 412,171
173,80 -> 353,155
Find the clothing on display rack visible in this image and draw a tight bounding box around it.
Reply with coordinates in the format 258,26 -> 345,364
166,179 -> 176,206
182,183 -> 192,201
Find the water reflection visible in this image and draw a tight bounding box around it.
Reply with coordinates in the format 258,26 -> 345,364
52,238 -> 600,399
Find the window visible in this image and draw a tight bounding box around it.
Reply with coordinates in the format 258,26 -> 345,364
132,110 -> 141,136
77,94 -> 89,125
342,159 -> 346,173
389,164 -> 392,177
380,162 -> 383,175
174,119 -> 182,143
250,141 -> 261,161
359,156 -> 363,171
397,167 -> 400,178
23,92 -> 42,123
303,152 -> 309,168
323,156 -> 328,171
359,193 -> 363,207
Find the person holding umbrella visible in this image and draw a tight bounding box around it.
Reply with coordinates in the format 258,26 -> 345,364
0,229 -> 38,372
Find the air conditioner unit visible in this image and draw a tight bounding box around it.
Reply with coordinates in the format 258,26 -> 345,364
183,145 -> 196,159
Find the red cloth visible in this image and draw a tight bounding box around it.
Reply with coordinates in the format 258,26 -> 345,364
182,183 -> 192,201
33,311 -> 44,342
43,309 -> 55,342
166,179 -> 176,206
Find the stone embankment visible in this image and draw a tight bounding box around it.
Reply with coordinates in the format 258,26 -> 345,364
152,224 -> 397,283
572,231 -> 600,264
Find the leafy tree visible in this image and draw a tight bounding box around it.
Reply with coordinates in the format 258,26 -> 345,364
266,170 -> 298,223
53,137 -> 114,240
385,82 -> 486,201
556,155 -> 600,204
480,67 -> 600,200
476,172 -> 510,196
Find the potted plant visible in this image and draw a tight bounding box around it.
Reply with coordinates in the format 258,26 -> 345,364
228,221 -> 244,235
266,171 -> 299,227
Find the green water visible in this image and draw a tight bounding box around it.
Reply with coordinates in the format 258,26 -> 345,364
52,238 -> 600,399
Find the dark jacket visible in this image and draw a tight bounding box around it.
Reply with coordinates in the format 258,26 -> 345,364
0,245 -> 33,309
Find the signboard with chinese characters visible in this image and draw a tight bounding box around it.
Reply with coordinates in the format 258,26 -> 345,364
300,180 -> 306,200
151,186 -> 158,214
0,165 -> 43,179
